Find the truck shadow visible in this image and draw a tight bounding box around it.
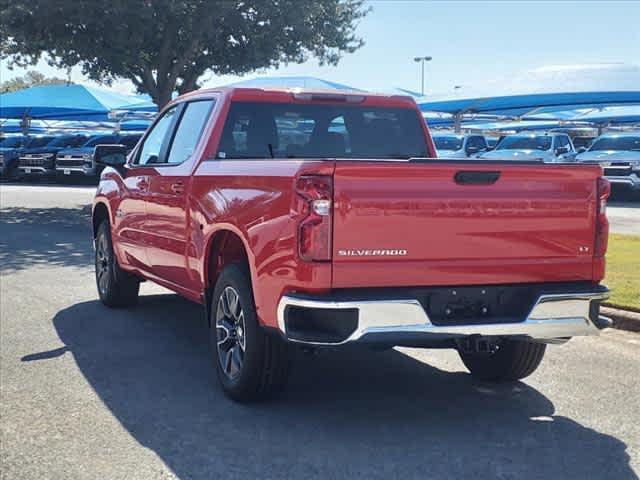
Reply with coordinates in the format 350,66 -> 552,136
31,295 -> 636,480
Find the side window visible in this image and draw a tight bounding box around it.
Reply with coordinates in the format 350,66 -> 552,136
166,100 -> 215,165
135,106 -> 178,165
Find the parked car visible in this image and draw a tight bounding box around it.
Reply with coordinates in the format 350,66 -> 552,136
432,133 -> 488,158
0,135 -> 32,179
17,134 -> 89,178
56,133 -> 142,179
92,87 -> 610,401
480,133 -> 576,162
575,132 -> 640,192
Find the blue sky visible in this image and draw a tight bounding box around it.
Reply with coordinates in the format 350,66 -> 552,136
1,1 -> 639,95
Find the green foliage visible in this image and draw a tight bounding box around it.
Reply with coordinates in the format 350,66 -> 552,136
604,234 -> 640,312
0,0 -> 369,106
0,70 -> 69,93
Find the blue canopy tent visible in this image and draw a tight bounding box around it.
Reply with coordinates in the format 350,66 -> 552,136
417,64 -> 640,131
0,84 -> 153,121
418,91 -> 640,131
0,119 -> 46,134
528,105 -> 640,126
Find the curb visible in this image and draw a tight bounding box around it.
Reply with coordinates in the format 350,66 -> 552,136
601,306 -> 640,333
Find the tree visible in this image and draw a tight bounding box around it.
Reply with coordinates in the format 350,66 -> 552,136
0,70 -> 70,93
0,0 -> 368,107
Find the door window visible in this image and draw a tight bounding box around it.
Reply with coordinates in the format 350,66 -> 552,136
135,106 -> 178,165
166,100 -> 215,165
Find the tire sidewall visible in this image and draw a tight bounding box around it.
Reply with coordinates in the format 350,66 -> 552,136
95,221 -> 116,303
210,264 -> 264,397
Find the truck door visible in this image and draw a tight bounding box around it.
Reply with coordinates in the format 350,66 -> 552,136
144,99 -> 215,294
115,106 -> 180,272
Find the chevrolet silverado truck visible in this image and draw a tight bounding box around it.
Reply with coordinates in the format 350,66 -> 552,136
575,132 -> 640,192
56,133 -> 142,180
92,87 -> 611,401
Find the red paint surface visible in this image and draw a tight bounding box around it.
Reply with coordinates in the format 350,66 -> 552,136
94,87 -> 607,329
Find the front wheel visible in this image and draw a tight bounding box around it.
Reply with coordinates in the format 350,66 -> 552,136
458,339 -> 546,382
210,264 -> 290,401
95,220 -> 140,307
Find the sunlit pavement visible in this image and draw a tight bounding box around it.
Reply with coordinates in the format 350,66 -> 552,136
1,184 -> 639,479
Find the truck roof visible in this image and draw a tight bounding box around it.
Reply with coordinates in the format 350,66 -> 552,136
173,86 -> 419,109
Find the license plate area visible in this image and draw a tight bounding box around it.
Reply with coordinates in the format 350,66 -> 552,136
423,285 -> 538,326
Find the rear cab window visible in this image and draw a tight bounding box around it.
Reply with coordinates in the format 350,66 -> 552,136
216,102 -> 429,160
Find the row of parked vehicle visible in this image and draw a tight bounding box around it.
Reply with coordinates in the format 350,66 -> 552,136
432,131 -> 640,192
0,132 -> 142,181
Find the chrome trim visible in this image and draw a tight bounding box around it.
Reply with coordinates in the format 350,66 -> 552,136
19,166 -> 51,173
55,166 -> 87,173
276,289 -> 609,346
605,174 -> 640,189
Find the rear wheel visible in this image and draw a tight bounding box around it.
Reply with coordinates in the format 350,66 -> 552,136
458,339 -> 546,382
95,220 -> 140,307
210,264 -> 290,401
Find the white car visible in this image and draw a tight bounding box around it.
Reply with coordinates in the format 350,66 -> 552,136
575,133 -> 640,191
480,133 -> 576,162
433,134 -> 488,158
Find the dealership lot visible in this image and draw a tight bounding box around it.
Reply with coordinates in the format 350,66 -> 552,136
1,184 -> 639,479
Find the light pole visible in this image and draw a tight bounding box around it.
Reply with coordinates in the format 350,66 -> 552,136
414,56 -> 432,96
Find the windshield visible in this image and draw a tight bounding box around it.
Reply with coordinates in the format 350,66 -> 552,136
28,136 -> 56,148
218,102 -> 429,159
119,135 -> 142,148
496,136 -> 552,151
47,136 -> 84,148
588,136 -> 640,152
83,135 -> 119,147
0,137 -> 25,148
433,135 -> 463,151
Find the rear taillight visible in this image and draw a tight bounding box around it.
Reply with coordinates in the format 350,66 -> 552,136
595,177 -> 610,257
296,175 -> 333,261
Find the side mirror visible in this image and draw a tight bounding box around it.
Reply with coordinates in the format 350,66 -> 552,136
577,147 -> 587,154
95,144 -> 127,173
555,146 -> 570,155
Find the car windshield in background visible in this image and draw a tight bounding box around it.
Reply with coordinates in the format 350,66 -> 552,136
47,136 -> 82,148
589,136 -> 640,152
217,102 -> 429,160
433,135 -> 463,151
28,137 -> 56,148
0,137 -> 25,148
119,136 -> 142,148
496,136 -> 552,151
83,135 -> 119,147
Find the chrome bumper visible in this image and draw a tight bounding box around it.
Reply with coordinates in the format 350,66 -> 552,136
55,165 -> 93,175
18,166 -> 54,174
277,289 -> 609,346
606,173 -> 640,190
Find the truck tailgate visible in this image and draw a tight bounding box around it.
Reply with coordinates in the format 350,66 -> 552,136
332,161 -> 601,288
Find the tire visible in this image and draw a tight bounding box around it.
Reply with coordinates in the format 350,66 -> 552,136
95,220 -> 140,307
210,263 -> 290,401
458,339 -> 546,382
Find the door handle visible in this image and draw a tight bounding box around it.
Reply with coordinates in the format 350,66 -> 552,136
454,171 -> 501,185
170,181 -> 184,194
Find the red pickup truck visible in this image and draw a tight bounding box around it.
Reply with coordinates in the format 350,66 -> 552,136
92,87 -> 611,401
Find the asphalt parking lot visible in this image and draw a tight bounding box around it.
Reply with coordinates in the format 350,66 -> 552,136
1,184 -> 639,479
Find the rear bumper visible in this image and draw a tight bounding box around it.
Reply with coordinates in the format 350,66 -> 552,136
276,287 -> 609,346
